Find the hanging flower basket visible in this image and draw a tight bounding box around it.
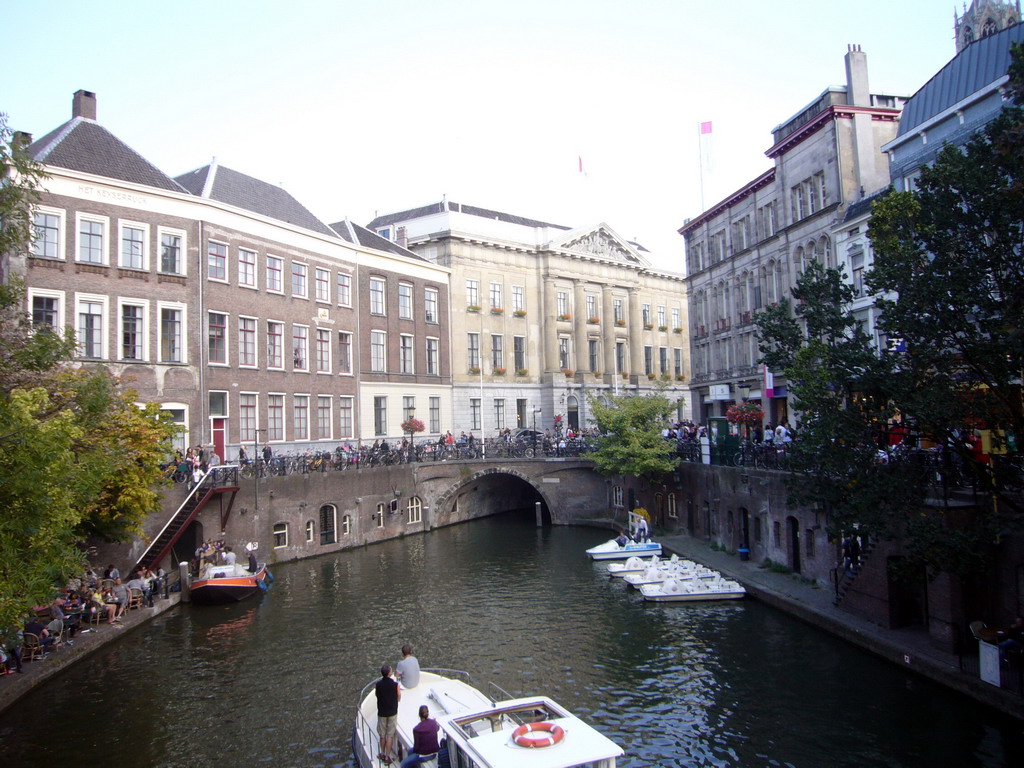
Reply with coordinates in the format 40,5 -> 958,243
400,418 -> 425,435
725,402 -> 765,427
513,310 -> 527,318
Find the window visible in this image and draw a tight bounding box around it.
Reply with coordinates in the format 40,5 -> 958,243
398,283 -> 413,319
273,522 -> 288,548
403,396 -> 415,422
238,248 -> 257,288
31,292 -> 61,328
374,396 -> 387,436
806,529 -> 815,558
209,391 -> 227,420
400,334 -> 414,373
657,306 -> 666,327
491,334 -> 503,369
429,396 -> 440,433
293,325 -> 308,370
291,262 -> 308,297
514,336 -> 526,371
159,304 -> 184,363
376,504 -> 385,528
612,485 -> 624,507
659,347 -> 668,374
426,337 -> 439,375
317,395 -> 332,439
470,398 -> 481,430
267,321 -> 284,369
77,298 -> 105,359
672,308 -> 681,329
338,331 -> 352,374
239,317 -> 257,367
315,268 -> 330,302
77,215 -> 106,264
266,255 -> 284,293
466,279 -> 479,307
208,241 -> 227,281
342,514 -> 351,536
644,345 -> 653,375
337,272 -> 352,306
293,395 -> 309,440
558,337 -> 570,370
586,295 -> 598,321
119,223 -> 147,270
208,311 -> 227,364
556,291 -> 568,316
668,494 -> 677,519
512,285 -> 525,312
240,393 -> 258,443
339,397 -> 354,438
468,333 -> 480,369
613,298 -> 624,324
616,341 -> 626,374
489,282 -> 502,310
32,209 -> 62,259
306,520 -> 315,543
316,329 -> 331,372
116,301 -> 145,361
370,277 -> 386,314
425,287 -> 438,323
406,497 -> 422,525
642,304 -> 651,325
320,505 -> 337,545
371,330 -> 386,372
674,348 -> 683,376
267,394 -> 284,441
589,339 -> 599,372
494,399 -> 505,430
159,230 -> 184,274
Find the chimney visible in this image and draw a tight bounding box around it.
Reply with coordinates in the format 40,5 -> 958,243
12,131 -> 33,150
844,45 -> 869,107
72,90 -> 97,120
397,226 -> 408,249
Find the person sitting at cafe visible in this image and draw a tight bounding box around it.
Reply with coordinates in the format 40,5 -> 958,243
1,626 -> 23,673
94,586 -> 119,623
24,617 -> 55,653
126,573 -> 153,608
49,596 -> 79,639
111,579 -> 130,617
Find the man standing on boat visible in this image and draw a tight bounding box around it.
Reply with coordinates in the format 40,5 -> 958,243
375,664 -> 401,764
396,644 -> 420,689
399,705 -> 440,768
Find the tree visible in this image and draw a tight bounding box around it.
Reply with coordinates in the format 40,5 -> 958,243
587,390 -> 676,478
0,120 -> 177,632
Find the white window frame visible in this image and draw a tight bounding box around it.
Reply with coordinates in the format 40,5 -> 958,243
157,301 -> 187,364
370,330 -> 387,372
370,277 -> 386,315
399,333 -> 414,374
267,393 -> 286,442
512,285 -> 525,312
266,255 -> 284,294
273,522 -> 288,548
407,497 -> 423,525
27,287 -> 66,331
157,227 -> 187,276
316,395 -> 333,440
293,394 -> 310,441
238,315 -> 258,368
267,320 -> 285,370
337,272 -> 352,307
75,213 -> 109,265
118,220 -> 149,271
338,330 -> 353,375
161,402 -> 189,454
425,287 -> 439,323
239,392 -> 259,444
31,205 -> 66,260
291,261 -> 308,299
398,282 -> 414,320
315,267 -> 331,303
238,247 -> 258,289
75,293 -> 109,359
339,396 -> 354,438
117,297 -> 150,362
293,323 -> 309,371
426,337 -> 439,375
315,327 -> 332,373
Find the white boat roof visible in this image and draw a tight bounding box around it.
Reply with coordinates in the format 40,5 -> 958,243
437,695 -> 623,768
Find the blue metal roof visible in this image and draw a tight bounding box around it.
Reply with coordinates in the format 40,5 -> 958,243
896,22 -> 1024,137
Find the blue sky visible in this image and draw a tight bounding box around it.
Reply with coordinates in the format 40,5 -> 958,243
3,0 -> 961,268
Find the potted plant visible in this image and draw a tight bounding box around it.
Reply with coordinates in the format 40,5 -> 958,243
561,367 -> 574,376
557,313 -> 572,321
469,366 -> 481,374
643,322 -> 654,330
615,319 -> 626,327
513,309 -> 527,318
467,304 -> 481,313
587,316 -> 600,324
620,371 -> 629,378
675,374 -> 686,381
658,325 -> 668,332
726,401 -> 766,439
647,372 -> 656,380
673,327 -> 683,334
515,368 -> 529,376
490,307 -> 504,315
493,366 -> 506,375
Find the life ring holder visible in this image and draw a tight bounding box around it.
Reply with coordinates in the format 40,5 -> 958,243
511,721 -> 565,748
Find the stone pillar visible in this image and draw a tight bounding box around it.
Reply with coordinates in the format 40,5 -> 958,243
602,287 -> 616,375
628,288 -> 643,379
573,280 -> 587,372
543,279 -> 559,373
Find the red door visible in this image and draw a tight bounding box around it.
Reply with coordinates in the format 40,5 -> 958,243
212,418 -> 226,461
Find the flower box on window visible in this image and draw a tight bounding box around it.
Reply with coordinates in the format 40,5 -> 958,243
643,323 -> 654,330
675,374 -> 686,381
515,368 -> 529,376
621,371 -> 630,378
490,307 -> 504,315
658,325 -> 668,332
615,319 -> 626,327
557,313 -> 572,321
469,366 -> 481,374
561,368 -> 575,376
467,305 -> 481,313
647,372 -> 656,379
493,367 -> 506,375
587,316 -> 600,324
673,327 -> 683,334
660,373 -> 671,381
513,309 -> 527,318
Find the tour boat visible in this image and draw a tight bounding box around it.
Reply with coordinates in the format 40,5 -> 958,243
352,668 -> 623,768
638,575 -> 746,603
189,562 -> 272,605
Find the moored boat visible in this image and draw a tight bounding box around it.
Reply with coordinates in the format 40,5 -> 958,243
586,512 -> 661,560
606,554 -> 661,577
623,563 -> 718,588
352,668 -> 623,768
638,575 -> 746,603
189,562 -> 272,605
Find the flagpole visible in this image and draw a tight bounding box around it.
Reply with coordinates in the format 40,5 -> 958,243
697,122 -> 705,212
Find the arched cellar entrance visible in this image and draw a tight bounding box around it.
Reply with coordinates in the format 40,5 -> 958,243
441,471 -> 552,525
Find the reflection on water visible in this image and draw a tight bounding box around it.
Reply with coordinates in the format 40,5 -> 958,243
0,514 -> 1021,767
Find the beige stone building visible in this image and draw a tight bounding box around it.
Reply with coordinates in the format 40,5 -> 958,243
367,202 -> 689,436
679,47 -> 906,425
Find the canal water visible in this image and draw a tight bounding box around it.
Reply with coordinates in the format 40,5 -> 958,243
1,514 -> 1021,767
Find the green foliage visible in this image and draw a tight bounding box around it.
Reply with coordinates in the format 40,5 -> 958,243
0,128 -> 176,631
587,389 -> 676,479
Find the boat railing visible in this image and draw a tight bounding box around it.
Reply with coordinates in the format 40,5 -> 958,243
485,681 -> 515,705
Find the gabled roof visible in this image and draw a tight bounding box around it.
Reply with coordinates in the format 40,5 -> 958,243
550,224 -> 649,265
27,117 -> 187,192
896,21 -> 1024,137
366,200 -> 571,232
175,162 -> 336,237
327,219 -> 426,262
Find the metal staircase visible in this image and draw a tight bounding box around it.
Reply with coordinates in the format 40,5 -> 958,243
134,469 -> 240,571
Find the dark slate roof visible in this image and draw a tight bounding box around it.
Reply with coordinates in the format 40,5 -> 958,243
327,219 -> 426,262
366,201 -> 571,232
897,22 -> 1024,137
175,163 -> 336,237
843,188 -> 889,223
28,118 -> 186,192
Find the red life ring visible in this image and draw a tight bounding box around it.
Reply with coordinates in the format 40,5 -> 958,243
512,721 -> 565,748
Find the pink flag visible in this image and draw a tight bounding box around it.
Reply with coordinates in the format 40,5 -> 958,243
764,364 -> 775,399
700,121 -> 713,134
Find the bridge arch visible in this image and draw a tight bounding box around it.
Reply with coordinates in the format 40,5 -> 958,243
431,467 -> 555,526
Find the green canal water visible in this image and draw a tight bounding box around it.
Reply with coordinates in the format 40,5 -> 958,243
0,514 -> 1021,767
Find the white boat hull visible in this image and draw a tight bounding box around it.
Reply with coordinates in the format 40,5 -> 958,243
587,539 -> 662,560
639,578 -> 746,603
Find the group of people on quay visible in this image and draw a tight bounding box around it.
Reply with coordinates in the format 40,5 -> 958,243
0,563 -> 167,676
193,538 -> 258,578
373,644 -> 439,767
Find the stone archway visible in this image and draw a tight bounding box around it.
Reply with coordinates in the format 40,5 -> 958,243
431,467 -> 556,527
